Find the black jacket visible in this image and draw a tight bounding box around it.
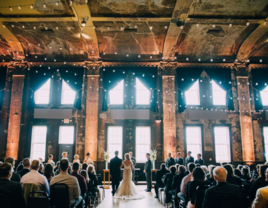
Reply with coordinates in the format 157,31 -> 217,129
185,156 -> 194,167
165,157 -> 175,168
144,158 -> 152,173
171,172 -> 187,191
18,168 -> 30,178
226,175 -> 242,187
164,172 -> 177,194
248,177 -> 268,202
188,180 -> 211,205
155,168 -> 169,187
174,157 -> 184,165
110,156 -> 123,179
202,182 -> 242,208
0,179 -> 26,208
10,172 -> 21,183
195,158 -> 204,165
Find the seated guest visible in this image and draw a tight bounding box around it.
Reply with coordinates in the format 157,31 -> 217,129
154,163 -> 169,198
21,160 -> 50,194
234,169 -> 242,178
252,167 -> 268,208
175,152 -> 184,165
38,163 -> 44,174
201,165 -> 208,175
202,166 -> 242,208
249,165 -> 268,203
47,154 -> 55,166
223,164 -> 242,187
54,161 -> 60,175
164,166 -> 177,203
18,158 -> 30,177
73,154 -> 80,164
82,163 -> 88,171
171,165 -> 186,193
87,165 -> 99,197
195,154 -> 204,165
241,166 -> 251,183
0,163 -> 26,208
187,167 -> 211,208
71,162 -> 88,199
180,163 -> 196,195
166,152 -> 175,169
50,159 -> 82,207
80,170 -> 89,184
185,151 -> 194,168
206,165 -> 215,184
4,157 -> 21,182
43,163 -> 54,183
16,162 -> 23,172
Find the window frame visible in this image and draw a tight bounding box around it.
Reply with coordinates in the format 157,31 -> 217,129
212,125 -> 232,163
135,126 -> 151,163
134,78 -> 151,107
185,79 -> 201,106
105,124 -> 124,161
184,124 -> 204,160
58,125 -> 75,145
34,78 -> 52,106
30,125 -> 48,161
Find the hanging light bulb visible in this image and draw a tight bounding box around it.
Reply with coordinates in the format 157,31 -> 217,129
2,25 -> 5,28
33,26 -> 36,30
81,19 -> 86,27
165,26 -> 168,29
30,4 -> 34,9
149,26 -> 153,30
68,26 -> 71,30
263,20 -> 267,25
56,26 -> 58,30
186,57 -> 189,61
198,58 -> 201,61
9,7 -> 13,11
260,59 -> 263,63
55,1 -> 59,6
45,26 -> 48,30
229,23 -> 232,27
196,23 -> 199,27
210,58 -> 213,62
18,5 -> 21,10
212,24 -> 216,28
22,25 -> 25,29
70,0 -> 73,6
246,22 -> 250,26
43,3 -> 46,8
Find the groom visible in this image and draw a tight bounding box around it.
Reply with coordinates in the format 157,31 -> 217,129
129,151 -> 136,181
143,153 -> 152,192
110,150 -> 122,196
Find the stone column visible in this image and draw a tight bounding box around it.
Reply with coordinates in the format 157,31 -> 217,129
160,62 -> 177,159
85,61 -> 102,162
5,63 -> 26,160
235,65 -> 255,163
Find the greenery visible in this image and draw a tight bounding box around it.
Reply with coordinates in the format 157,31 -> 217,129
103,151 -> 109,162
150,149 -> 157,161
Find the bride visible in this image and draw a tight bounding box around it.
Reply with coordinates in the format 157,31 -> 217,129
114,153 -> 144,200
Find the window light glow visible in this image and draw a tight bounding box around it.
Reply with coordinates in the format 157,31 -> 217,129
260,86 -> 268,106
109,80 -> 124,105
214,126 -> 231,163
212,80 -> 226,105
136,127 -> 151,162
185,80 -> 200,105
107,126 -> 123,160
136,78 -> 150,105
61,80 -> 76,105
35,79 -> 51,104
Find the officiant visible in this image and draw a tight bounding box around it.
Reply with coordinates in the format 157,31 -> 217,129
129,151 -> 136,181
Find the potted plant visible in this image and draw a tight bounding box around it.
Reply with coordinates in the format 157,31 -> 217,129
150,149 -> 157,169
103,151 -> 109,170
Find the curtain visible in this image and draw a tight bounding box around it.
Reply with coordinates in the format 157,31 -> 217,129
177,67 -> 204,112
205,68 -> 234,110
59,67 -> 84,110
0,66 -> 7,110
251,68 -> 268,112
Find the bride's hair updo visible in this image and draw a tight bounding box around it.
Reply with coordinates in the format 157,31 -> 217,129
125,153 -> 130,160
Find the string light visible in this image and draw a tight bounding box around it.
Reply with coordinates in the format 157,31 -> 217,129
55,1 -> 59,6
43,3 -> 46,8
229,24 -> 232,27
30,4 -> 33,9
263,20 -> 267,26
18,5 -> 21,10
212,24 -> 216,28
70,0 -> 73,6
9,7 -> 13,11
246,22 -> 250,26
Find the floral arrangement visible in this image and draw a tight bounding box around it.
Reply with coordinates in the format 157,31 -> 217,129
150,149 -> 157,161
103,151 -> 109,162
89,161 -> 94,165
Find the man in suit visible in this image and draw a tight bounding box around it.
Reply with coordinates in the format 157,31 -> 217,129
110,151 -> 123,196
165,152 -> 175,169
174,152 -> 184,165
129,151 -> 136,182
144,153 -> 152,192
164,166 -> 177,203
185,151 -> 194,168
0,163 -> 26,208
154,163 -> 169,198
195,153 -> 204,165
18,158 -> 30,177
203,166 -> 243,208
4,157 -> 21,182
171,165 -> 186,192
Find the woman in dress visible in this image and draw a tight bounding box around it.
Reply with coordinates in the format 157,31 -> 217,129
47,154 -> 55,166
43,163 -> 54,184
73,154 -> 80,164
84,152 -> 91,165
114,153 -> 144,200
62,152 -> 68,160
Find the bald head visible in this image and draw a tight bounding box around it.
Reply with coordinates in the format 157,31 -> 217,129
213,166 -> 227,182
31,160 -> 40,170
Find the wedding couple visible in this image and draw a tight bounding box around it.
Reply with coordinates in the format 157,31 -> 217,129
110,151 -> 152,200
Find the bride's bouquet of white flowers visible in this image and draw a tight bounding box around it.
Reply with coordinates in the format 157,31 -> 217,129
150,149 -> 157,161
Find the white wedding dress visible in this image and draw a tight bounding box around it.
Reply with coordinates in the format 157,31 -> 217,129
114,161 -> 144,200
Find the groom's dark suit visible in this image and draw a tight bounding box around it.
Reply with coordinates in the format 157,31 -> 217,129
110,156 -> 122,195
144,158 -> 152,191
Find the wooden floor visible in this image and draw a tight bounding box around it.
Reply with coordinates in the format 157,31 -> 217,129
97,185 -> 163,208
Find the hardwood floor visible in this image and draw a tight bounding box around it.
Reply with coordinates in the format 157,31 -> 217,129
97,185 -> 163,208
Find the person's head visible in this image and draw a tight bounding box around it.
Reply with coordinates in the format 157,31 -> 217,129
39,158 -> 43,163
129,152 -> 133,157
160,163 -> 166,169
48,154 -> 53,160
23,158 -> 30,168
260,165 -> 268,179
39,163 -> 44,172
72,162 -> 80,172
197,153 -> 201,159
192,167 -> 205,181
0,163 -> 13,179
86,152 -> 90,157
80,170 -> 89,183
187,151 -> 191,157
56,161 -> 60,169
177,152 -> 181,157
82,163 -> 88,170
223,164 -> 234,176
213,166 -> 227,183
74,154 -> 79,160
170,166 -> 176,174
115,151 -> 119,156
242,165 -> 251,177
146,153 -> 150,159
62,152 -> 67,158
87,165 -> 94,174
234,169 -> 242,177
4,157 -> 15,167
237,164 -> 243,171
201,165 -> 208,174
44,163 -> 54,179
60,159 -> 69,172
208,165 -> 216,178
31,160 -> 40,171
168,152 -> 172,158
178,165 -> 186,174
187,162 -> 196,173
125,153 -> 130,160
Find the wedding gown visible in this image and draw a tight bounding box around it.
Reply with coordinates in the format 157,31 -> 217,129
114,161 -> 145,200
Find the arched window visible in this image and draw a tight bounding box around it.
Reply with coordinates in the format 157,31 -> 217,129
109,80 -> 124,105
61,80 -> 76,105
136,78 -> 150,105
35,79 -> 51,104
212,80 -> 226,105
260,86 -> 268,106
185,80 -> 200,105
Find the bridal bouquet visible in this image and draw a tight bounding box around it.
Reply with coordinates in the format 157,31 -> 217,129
150,149 -> 157,161
103,151 -> 109,162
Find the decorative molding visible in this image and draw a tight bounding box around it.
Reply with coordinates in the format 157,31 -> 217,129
8,62 -> 27,75
85,61 -> 103,75
159,62 -> 177,76
233,63 -> 251,76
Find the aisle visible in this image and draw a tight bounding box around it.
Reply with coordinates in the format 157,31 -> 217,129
97,185 -> 163,208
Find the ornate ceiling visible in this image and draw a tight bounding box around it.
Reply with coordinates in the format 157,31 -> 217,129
0,0 -> 267,63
